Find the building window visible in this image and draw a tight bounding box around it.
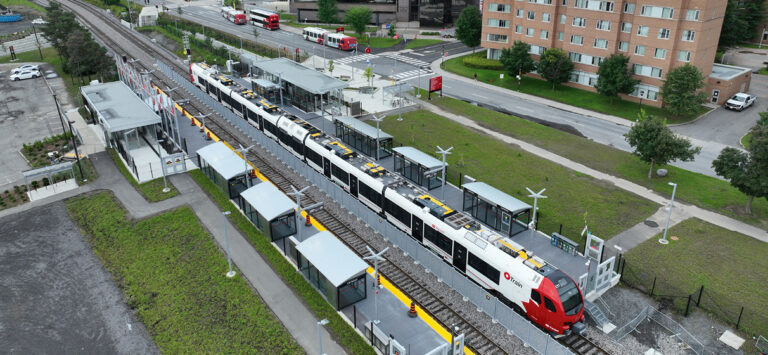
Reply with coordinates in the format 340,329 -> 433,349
686,9 -> 700,21
530,45 -> 546,55
560,14 -> 567,24
633,64 -> 663,78
572,17 -> 586,27
526,28 -> 535,36
624,2 -> 635,13
596,20 -> 611,31
488,3 -> 511,12
574,0 -> 587,9
558,31 -> 564,41
618,41 -> 629,51
631,85 -> 660,100
658,28 -> 670,39
529,0 -> 553,3
561,0 -> 567,5
542,13 -> 551,23
488,19 -> 510,28
678,50 -> 691,62
598,1 -> 614,12
621,22 -> 632,33
540,30 -> 549,39
570,35 -> 584,45
641,5 -> 674,19
515,25 -> 523,34
569,52 -> 582,62
682,30 -> 696,41
517,8 -> 524,17
527,11 -> 536,20
486,33 -> 509,43
654,48 -> 666,59
637,25 -> 649,36
634,45 -> 645,56
594,38 -> 608,49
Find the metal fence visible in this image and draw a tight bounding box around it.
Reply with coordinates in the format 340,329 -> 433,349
157,59 -> 572,355
612,305 -> 704,355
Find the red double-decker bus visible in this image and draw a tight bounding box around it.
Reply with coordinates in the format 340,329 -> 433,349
249,7 -> 279,30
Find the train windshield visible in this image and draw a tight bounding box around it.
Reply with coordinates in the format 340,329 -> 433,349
547,270 -> 582,315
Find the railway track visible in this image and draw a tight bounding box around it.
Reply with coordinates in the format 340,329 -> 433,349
52,1 -> 605,353
557,333 -> 610,355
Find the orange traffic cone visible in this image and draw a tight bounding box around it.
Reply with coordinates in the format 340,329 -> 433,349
199,125 -> 205,132
305,214 -> 312,226
408,301 -> 417,318
377,273 -> 381,286
206,131 -> 211,141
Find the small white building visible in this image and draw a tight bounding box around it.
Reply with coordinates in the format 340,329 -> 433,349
138,6 -> 159,27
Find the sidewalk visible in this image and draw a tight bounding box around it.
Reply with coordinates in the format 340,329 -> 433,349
418,100 -> 768,252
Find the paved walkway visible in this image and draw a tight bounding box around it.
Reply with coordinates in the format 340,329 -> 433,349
0,152 -> 346,355
418,101 -> 768,258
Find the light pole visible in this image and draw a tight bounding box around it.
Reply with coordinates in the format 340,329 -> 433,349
165,86 -> 180,143
659,182 -> 677,245
156,138 -> 171,193
223,211 -> 236,277
372,113 -> 383,160
197,113 -> 212,134
525,187 -> 547,230
277,72 -> 284,106
288,185 -> 310,211
637,89 -> 645,121
363,245 -> 389,325
67,120 -> 84,182
31,18 -> 45,60
237,144 -> 254,187
317,319 -> 329,355
436,146 -> 453,200
760,26 -> 767,49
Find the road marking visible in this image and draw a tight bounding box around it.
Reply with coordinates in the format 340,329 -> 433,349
409,52 -> 425,56
472,93 -> 489,100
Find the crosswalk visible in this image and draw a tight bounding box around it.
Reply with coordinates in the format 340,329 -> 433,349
333,53 -> 378,65
391,69 -> 436,81
380,53 -> 431,68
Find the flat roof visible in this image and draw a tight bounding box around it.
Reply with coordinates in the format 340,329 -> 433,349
463,182 -> 532,214
296,231 -> 369,287
254,58 -> 348,94
393,146 -> 443,171
196,141 -> 247,180
240,182 -> 296,221
250,77 -> 279,88
335,116 -> 393,140
710,63 -> 751,81
81,81 -> 161,134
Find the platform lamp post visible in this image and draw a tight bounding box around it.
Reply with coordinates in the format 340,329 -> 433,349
288,185 -> 310,212
436,146 -> 453,200
364,245 -> 389,325
372,113 -> 383,160
156,138 -> 171,193
222,210 -> 236,278
197,113 -> 212,136
317,319 -> 329,355
659,182 -> 677,245
236,144 -> 254,187
67,120 -> 85,182
525,187 -> 547,230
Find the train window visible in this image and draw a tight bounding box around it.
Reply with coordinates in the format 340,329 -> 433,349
384,198 -> 411,227
331,164 -> 349,185
424,225 -> 452,255
544,297 -> 556,312
530,290 -> 542,304
305,147 -> 323,167
358,182 -> 381,206
467,252 -> 500,284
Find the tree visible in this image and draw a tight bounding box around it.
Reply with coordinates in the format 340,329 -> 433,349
499,41 -> 536,80
41,3 -> 79,61
537,48 -> 574,90
596,54 -> 639,104
455,7 -> 482,51
719,0 -> 766,48
328,60 -> 334,75
317,0 -> 338,25
388,22 -> 396,37
344,7 -> 371,38
661,64 -> 707,117
624,111 -> 702,178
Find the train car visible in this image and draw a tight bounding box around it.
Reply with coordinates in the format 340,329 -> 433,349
325,33 -> 357,51
302,27 -> 328,44
249,7 -> 279,30
221,6 -> 247,25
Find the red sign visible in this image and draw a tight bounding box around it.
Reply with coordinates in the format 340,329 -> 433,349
429,76 -> 442,92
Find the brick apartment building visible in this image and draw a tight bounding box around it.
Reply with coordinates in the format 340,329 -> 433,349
480,0 -> 752,107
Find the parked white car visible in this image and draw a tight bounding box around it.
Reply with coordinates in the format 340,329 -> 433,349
10,70 -> 41,81
11,64 -> 40,75
725,93 -> 756,111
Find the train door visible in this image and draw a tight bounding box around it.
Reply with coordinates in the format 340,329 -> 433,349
411,216 -> 423,243
349,175 -> 358,197
453,242 -> 467,272
323,157 -> 331,178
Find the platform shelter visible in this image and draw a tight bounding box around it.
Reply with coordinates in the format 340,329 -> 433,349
462,182 -> 532,237
196,142 -> 250,204
392,146 -> 443,190
251,58 -> 347,113
294,231 -> 368,310
241,182 -> 297,242
333,116 -> 393,160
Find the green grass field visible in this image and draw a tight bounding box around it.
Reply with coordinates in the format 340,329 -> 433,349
443,52 -> 709,124
424,95 -> 768,231
379,110 -> 657,245
404,39 -> 443,50
355,35 -> 402,48
66,192 -> 303,353
0,0 -> 45,12
107,149 -> 178,202
623,218 -> 768,337
189,170 -> 375,354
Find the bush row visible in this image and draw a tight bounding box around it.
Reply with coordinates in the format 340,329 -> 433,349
462,53 -> 504,70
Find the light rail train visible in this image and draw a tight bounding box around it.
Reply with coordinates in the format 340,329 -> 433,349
189,62 -> 586,335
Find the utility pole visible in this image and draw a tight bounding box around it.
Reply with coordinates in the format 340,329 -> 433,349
223,211 -> 236,278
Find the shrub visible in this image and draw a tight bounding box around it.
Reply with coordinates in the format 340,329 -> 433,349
462,53 -> 504,70
420,31 -> 440,36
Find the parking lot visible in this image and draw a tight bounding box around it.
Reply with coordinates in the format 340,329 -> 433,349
0,63 -> 72,190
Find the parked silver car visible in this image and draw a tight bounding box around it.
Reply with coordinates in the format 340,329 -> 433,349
10,70 -> 42,81
11,64 -> 41,75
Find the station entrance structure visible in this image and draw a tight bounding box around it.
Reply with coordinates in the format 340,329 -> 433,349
462,182 -> 532,238
392,146 -> 443,190
240,181 -> 297,242
294,231 -> 368,310
251,58 -> 348,114
196,142 -> 251,207
333,116 -> 393,160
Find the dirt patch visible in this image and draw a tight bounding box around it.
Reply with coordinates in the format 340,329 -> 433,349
141,30 -> 180,53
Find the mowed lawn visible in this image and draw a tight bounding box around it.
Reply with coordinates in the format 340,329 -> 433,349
66,192 -> 302,354
380,110 -> 658,246
624,218 -> 768,337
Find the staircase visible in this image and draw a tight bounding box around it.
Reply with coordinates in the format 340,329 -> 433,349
584,300 -> 616,334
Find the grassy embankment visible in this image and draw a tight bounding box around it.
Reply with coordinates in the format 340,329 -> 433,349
107,149 -> 178,202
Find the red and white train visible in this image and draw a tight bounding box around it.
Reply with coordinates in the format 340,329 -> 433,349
221,6 -> 247,25
301,27 -> 358,51
188,62 -> 586,335
249,6 -> 280,30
